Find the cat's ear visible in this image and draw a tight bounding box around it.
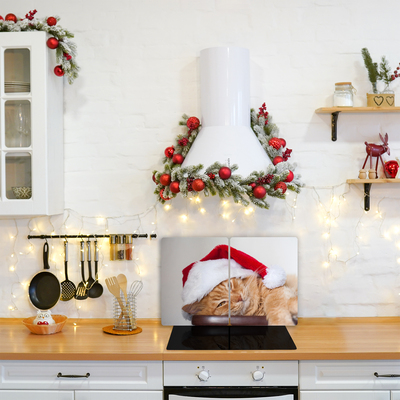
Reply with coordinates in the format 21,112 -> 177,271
182,301 -> 204,315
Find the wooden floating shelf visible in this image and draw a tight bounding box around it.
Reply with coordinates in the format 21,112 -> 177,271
346,178 -> 400,211
315,107 -> 400,141
316,107 -> 400,114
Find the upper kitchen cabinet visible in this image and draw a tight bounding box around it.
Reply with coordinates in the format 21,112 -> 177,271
0,31 -> 63,216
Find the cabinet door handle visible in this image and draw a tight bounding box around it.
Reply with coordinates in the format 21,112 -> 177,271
57,372 -> 90,378
374,372 -> 400,378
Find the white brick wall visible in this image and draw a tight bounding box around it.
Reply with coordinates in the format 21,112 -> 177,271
1,0 -> 400,319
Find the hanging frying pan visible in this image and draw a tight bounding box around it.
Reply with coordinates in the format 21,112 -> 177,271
28,242 -> 61,310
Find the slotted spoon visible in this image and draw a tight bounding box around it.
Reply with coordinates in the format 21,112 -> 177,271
60,241 -> 76,301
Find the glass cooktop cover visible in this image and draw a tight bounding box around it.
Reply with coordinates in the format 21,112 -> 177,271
166,325 -> 296,351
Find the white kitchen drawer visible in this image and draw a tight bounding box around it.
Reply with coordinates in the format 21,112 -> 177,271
75,390 -> 163,400
300,361 -> 400,390
0,391 -> 74,400
164,360 -> 298,386
0,360 -> 162,390
300,391 -> 390,400
392,391 -> 400,400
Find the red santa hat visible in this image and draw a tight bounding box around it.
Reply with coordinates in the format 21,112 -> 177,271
181,244 -> 286,306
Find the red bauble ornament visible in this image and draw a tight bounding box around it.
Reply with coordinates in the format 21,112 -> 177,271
47,16 -> 57,26
253,186 -> 267,199
0,16 -> 4,21
5,13 -> 17,23
172,153 -> 184,164
159,174 -> 171,186
63,52 -> 72,61
280,138 -> 286,148
285,170 -> 294,182
164,146 -> 175,158
169,181 -> 180,193
187,116 -> 200,131
192,179 -> 205,192
46,37 -> 59,49
273,156 -> 283,165
159,189 -> 171,201
268,137 -> 282,150
274,182 -> 287,194
54,65 -> 64,77
152,174 -> 158,184
219,167 -> 232,180
385,160 -> 399,178
249,182 -> 256,188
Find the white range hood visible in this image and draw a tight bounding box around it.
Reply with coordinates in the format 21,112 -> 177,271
181,46 -> 272,177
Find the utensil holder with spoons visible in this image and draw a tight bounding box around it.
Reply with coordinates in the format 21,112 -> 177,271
113,293 -> 136,331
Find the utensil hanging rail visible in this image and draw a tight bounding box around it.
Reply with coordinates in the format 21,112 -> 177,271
27,233 -> 157,239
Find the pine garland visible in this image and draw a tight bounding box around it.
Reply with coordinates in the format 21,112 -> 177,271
0,11 -> 79,84
153,104 -> 304,210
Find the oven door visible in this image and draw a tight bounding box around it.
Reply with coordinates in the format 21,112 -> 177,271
164,387 -> 298,400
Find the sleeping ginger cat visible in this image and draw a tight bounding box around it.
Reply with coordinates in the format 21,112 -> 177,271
182,274 -> 298,325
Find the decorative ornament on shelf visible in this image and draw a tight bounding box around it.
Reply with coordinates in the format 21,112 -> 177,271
152,103 -> 304,209
0,10 -> 79,84
361,47 -> 398,107
361,133 -> 390,179
384,160 -> 399,179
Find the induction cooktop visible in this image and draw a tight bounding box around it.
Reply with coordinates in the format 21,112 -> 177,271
166,325 -> 297,351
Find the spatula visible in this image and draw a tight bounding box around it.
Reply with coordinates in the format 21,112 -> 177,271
105,276 -> 130,327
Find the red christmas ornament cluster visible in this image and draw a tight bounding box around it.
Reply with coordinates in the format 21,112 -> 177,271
218,167 -> 231,180
25,9 -> 37,21
192,179 -> 205,192
159,188 -> 171,201
169,181 -> 180,193
54,66 -> 64,77
285,171 -> 294,182
172,153 -> 184,164
164,146 -> 174,158
253,186 -> 266,199
385,160 -> 399,178
159,174 -> 171,186
186,177 -> 195,191
47,16 -> 57,26
5,13 -> 17,23
186,117 -> 200,131
268,137 -> 282,150
63,52 -> 72,61
274,182 -> 287,194
207,173 -> 215,180
46,37 -> 59,49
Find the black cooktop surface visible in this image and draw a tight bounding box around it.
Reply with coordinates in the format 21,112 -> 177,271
166,325 -> 296,351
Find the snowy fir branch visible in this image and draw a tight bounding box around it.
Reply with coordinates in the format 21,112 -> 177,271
152,103 -> 304,210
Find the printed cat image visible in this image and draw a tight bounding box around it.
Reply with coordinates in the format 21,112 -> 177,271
182,274 -> 298,326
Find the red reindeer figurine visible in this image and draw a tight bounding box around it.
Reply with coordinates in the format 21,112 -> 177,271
362,133 -> 390,178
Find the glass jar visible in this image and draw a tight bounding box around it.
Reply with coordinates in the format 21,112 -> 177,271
125,234 -> 133,261
109,234 -> 117,261
117,234 -> 125,260
333,82 -> 355,107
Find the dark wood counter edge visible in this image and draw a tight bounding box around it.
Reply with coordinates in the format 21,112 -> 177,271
1,317 -> 400,361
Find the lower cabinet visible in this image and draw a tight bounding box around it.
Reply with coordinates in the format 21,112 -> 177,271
300,390 -> 390,400
0,361 -> 163,400
300,360 -> 400,400
0,391 -> 74,400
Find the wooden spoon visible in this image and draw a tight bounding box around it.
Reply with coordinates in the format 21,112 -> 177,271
105,276 -> 130,328
117,274 -> 128,302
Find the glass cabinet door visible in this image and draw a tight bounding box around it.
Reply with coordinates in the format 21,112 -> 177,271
0,32 -> 63,215
1,46 -> 32,202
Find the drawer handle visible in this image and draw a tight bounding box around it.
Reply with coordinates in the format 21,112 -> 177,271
374,372 -> 400,378
57,373 -> 90,379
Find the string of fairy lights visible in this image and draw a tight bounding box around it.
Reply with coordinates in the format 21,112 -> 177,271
5,182 -> 400,314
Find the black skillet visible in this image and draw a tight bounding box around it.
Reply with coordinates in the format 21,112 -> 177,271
28,242 -> 61,310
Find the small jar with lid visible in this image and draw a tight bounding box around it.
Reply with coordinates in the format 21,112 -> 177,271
109,234 -> 117,261
125,234 -> 133,260
116,234 -> 125,260
333,82 -> 355,107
